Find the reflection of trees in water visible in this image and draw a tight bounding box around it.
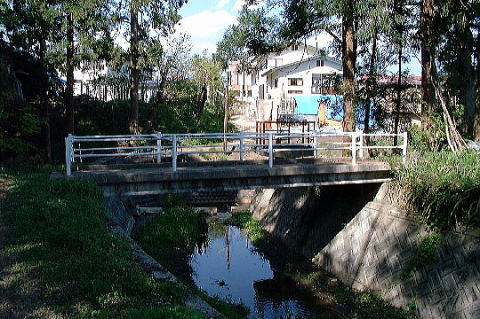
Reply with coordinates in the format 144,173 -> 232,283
196,221 -> 232,270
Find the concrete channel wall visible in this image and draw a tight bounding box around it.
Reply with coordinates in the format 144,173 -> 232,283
250,183 -> 480,319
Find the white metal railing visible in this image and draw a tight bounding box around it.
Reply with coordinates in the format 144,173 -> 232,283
64,131 -> 408,175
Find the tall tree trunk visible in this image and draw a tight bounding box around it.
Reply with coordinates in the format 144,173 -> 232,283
129,2 -> 139,134
39,39 -> 52,162
420,0 -> 436,129
342,0 -> 356,133
456,10 -> 475,137
394,35 -> 403,145
475,30 -> 480,141
364,31 -> 378,134
66,12 -> 75,134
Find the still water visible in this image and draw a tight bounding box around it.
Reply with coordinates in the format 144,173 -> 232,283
189,221 -> 340,319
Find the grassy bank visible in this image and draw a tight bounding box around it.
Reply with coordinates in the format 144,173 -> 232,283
228,210 -> 415,319
0,167 -> 202,318
137,197 -> 248,319
392,151 -> 480,229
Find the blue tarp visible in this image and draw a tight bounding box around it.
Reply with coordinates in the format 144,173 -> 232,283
293,95 -> 344,121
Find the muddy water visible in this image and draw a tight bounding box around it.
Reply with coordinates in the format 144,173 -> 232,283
189,220 -> 340,319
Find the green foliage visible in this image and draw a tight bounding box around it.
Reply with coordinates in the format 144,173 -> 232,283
402,232 -> 441,279
138,202 -> 208,251
355,292 -> 415,319
137,200 -> 207,269
124,306 -> 203,319
407,115 -> 447,153
182,281 -> 249,319
227,210 -> 268,246
393,151 -> 480,229
1,167 -> 195,318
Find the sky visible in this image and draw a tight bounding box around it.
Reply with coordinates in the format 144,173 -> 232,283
176,0 -> 421,75
176,0 -> 246,54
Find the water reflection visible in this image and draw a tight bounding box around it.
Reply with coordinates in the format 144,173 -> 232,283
189,220 -> 339,319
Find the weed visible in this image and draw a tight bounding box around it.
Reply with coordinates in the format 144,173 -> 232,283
355,292 -> 414,319
401,232 -> 441,279
226,210 -> 268,245
391,151 -> 480,229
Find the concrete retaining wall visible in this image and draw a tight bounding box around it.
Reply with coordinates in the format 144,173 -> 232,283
250,184 -> 480,319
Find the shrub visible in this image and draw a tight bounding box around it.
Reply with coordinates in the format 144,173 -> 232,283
393,151 -> 480,229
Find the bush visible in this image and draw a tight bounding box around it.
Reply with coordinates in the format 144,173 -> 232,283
393,151 -> 480,229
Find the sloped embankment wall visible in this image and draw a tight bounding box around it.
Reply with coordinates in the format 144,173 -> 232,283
250,183 -> 480,319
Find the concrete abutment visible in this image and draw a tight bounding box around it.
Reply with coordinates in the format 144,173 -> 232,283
249,182 -> 480,319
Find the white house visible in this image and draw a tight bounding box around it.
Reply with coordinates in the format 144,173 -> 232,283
228,44 -> 343,122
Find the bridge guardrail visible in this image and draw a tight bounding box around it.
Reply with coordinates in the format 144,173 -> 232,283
65,131 -> 407,175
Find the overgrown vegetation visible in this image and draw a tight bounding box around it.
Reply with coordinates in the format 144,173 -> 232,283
0,167 -> 203,318
137,195 -> 208,270
401,232 -> 441,279
392,150 -> 480,229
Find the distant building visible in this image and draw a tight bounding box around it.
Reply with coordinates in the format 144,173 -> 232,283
227,43 -> 343,125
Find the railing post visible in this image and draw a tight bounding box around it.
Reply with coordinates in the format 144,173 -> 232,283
172,134 -> 177,172
156,132 -> 162,163
65,134 -> 73,176
351,132 -> 357,165
268,132 -> 273,168
402,131 -> 408,165
313,133 -> 318,158
239,134 -> 244,161
358,133 -> 364,159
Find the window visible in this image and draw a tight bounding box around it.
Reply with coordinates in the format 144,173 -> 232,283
288,78 -> 303,86
288,90 -> 303,94
316,59 -> 325,67
274,79 -> 278,88
292,44 -> 299,51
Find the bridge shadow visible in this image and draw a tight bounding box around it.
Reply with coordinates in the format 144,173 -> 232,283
250,183 -> 382,259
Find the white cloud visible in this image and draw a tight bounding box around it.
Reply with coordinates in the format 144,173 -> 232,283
306,32 -> 334,50
231,0 -> 246,12
215,0 -> 230,10
175,9 -> 237,54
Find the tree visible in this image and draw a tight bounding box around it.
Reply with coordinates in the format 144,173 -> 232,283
118,0 -> 186,134
61,0 -> 115,134
144,33 -> 192,129
0,0 -> 62,161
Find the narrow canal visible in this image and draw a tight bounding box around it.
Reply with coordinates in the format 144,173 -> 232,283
188,218 -> 340,319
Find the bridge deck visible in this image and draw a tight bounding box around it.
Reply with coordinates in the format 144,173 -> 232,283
70,161 -> 392,194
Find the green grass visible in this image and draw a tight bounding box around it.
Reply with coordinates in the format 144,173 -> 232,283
227,210 -> 269,246
392,151 -> 480,229
0,166 -> 203,318
137,198 -> 207,270
355,292 -> 415,319
401,232 -> 441,279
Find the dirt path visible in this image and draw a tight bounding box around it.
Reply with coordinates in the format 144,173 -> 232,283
0,177 -> 19,318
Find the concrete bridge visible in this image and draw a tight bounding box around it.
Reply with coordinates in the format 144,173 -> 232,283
64,131 -> 406,195
72,160 -> 392,196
